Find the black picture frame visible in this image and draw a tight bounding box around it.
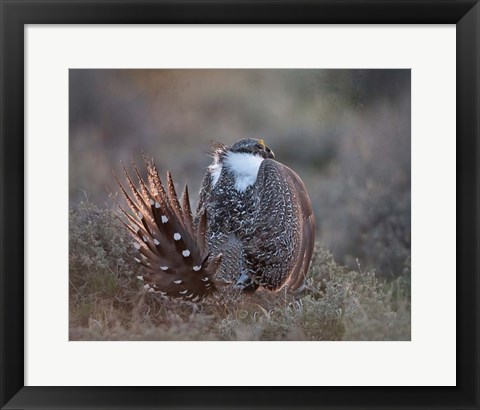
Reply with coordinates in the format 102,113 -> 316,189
1,1 -> 478,409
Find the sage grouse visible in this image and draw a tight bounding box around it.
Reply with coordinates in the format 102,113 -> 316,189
116,138 -> 315,302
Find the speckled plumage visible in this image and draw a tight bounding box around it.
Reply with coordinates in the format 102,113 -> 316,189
117,139 -> 315,301
197,139 -> 315,292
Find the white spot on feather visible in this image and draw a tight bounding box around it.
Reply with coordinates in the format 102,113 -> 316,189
154,239 -> 160,245
224,152 -> 264,192
149,199 -> 155,205
143,284 -> 151,290
134,258 -> 141,263
136,275 -> 144,281
193,265 -> 201,271
192,295 -> 201,302
137,211 -> 144,219
161,215 -> 168,223
155,202 -> 161,208
182,250 -> 191,257
201,277 -> 209,282
179,290 -> 188,295
133,243 -> 141,250
173,279 -> 182,284
148,288 -> 155,293
160,266 -> 168,271
173,233 -> 181,241
209,162 -> 223,187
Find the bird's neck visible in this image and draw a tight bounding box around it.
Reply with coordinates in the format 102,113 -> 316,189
221,152 -> 264,193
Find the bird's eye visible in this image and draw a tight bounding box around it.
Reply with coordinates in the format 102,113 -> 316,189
265,147 -> 271,152
255,144 -> 263,150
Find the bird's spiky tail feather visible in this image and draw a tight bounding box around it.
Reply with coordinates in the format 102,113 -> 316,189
114,156 -> 223,302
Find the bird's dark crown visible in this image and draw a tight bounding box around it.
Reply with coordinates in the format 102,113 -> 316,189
211,138 -> 275,161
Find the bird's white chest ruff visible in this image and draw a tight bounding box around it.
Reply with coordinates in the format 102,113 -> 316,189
211,152 -> 264,193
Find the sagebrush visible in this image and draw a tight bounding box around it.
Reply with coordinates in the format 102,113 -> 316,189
69,202 -> 410,341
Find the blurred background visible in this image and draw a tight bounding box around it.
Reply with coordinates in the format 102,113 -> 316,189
69,69 -> 410,278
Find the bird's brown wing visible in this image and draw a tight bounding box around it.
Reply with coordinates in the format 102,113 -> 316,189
252,159 -> 315,291
281,164 -> 316,290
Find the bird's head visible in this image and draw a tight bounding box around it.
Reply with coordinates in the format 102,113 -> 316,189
229,138 -> 275,160
210,138 -> 275,162
208,138 -> 276,190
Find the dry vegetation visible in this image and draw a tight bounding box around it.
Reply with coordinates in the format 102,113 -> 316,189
69,202 -> 410,341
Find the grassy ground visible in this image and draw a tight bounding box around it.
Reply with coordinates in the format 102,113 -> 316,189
69,202 -> 411,341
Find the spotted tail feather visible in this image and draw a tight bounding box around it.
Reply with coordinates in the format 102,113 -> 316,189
115,158 -> 223,301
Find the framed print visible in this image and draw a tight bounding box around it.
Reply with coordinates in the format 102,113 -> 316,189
1,1 -> 479,409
